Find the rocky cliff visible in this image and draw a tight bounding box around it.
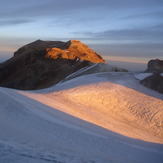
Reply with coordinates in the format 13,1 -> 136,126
141,73 -> 163,94
0,40 -> 105,90
45,40 -> 105,63
141,59 -> 163,93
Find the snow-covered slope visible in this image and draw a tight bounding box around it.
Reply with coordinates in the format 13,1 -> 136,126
0,72 -> 163,163
60,62 -> 127,83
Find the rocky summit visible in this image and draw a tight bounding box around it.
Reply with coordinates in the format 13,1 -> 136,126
146,59 -> 163,73
0,40 -> 105,90
45,40 -> 105,63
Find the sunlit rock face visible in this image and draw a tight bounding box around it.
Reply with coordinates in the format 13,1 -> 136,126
0,40 -> 105,90
45,40 -> 106,63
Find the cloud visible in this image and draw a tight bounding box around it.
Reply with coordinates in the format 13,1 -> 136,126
0,19 -> 33,26
88,42 -> 163,59
152,23 -> 163,30
122,11 -> 163,19
0,0 -> 100,19
96,29 -> 163,40
1,0 -> 162,20
74,25 -> 163,42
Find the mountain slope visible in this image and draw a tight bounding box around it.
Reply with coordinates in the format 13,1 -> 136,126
0,40 -> 105,90
21,72 -> 163,143
0,72 -> 163,163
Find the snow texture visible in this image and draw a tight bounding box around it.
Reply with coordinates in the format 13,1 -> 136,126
0,72 -> 163,163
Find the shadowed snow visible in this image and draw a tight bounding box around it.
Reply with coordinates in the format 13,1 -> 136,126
0,72 -> 163,163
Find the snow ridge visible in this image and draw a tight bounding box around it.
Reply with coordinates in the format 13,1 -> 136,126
0,72 -> 163,163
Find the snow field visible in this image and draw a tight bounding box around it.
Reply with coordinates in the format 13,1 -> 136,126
0,72 -> 163,163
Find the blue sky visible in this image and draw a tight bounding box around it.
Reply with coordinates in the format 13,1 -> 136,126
0,0 -> 163,64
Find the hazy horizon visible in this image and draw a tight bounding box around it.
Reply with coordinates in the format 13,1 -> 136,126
0,0 -> 163,70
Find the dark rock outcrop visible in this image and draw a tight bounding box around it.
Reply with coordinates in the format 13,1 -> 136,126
146,59 -> 163,72
140,59 -> 163,94
0,40 -> 105,90
141,73 -> 163,94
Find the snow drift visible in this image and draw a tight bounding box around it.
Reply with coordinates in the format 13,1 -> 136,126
0,72 -> 163,163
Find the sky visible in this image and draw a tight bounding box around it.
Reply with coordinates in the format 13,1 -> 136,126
0,0 -> 163,69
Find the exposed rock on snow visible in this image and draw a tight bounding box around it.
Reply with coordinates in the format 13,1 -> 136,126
141,73 -> 163,94
135,59 -> 163,94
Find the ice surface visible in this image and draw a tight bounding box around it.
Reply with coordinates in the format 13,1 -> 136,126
134,73 -> 153,80
134,73 -> 163,80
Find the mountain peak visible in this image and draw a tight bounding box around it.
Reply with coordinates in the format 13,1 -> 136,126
13,39 -> 105,64
0,40 -> 105,90
45,39 -> 105,63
